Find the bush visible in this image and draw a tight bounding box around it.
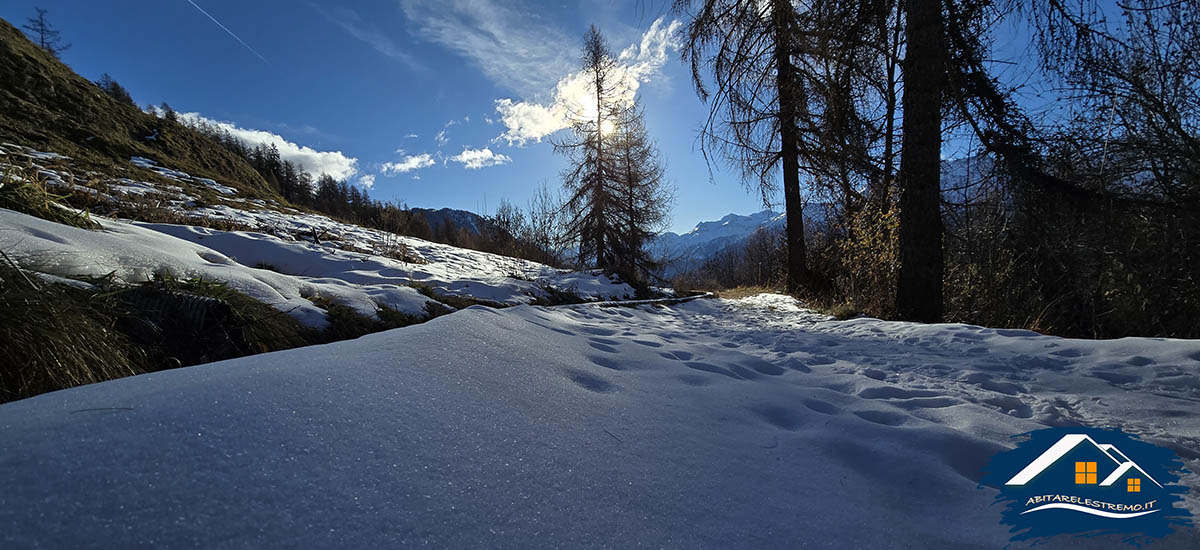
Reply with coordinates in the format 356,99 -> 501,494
835,203 -> 898,318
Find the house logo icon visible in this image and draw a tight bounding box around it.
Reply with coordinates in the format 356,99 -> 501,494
982,427 -> 1192,544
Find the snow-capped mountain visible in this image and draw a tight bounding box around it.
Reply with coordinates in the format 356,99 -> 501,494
654,206 -> 828,276
655,158 -> 997,277
654,210 -> 787,265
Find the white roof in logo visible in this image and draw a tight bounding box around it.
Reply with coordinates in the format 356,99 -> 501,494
1005,434 -> 1162,488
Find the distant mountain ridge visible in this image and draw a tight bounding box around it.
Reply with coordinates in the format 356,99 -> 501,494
655,158 -> 992,277
413,207 -> 486,236
653,210 -> 786,268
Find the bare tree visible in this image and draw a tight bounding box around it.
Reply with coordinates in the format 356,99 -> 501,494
526,182 -> 566,266
22,7 -> 71,57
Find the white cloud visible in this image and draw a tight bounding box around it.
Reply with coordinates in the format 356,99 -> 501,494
358,174 -> 376,188
399,0 -> 574,96
176,112 -> 358,181
494,17 -> 681,146
435,129 -> 449,147
381,153 -> 435,175
405,133 -> 418,139
449,147 -> 511,169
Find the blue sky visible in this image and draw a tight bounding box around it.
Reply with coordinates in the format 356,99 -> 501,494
1,0 -> 770,233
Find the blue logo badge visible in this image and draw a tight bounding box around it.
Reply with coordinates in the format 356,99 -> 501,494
982,427 -> 1192,545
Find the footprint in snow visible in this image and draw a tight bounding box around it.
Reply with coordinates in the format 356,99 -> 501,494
738,358 -> 785,376
588,356 -> 624,371
889,396 -> 963,410
1089,371 -> 1141,385
564,369 -> 619,393
580,326 -> 617,336
860,368 -> 888,380
978,395 -> 1034,418
802,399 -> 840,415
524,319 -> 575,336
779,357 -> 811,373
589,342 -> 618,353
976,379 -> 1027,396
676,374 -> 713,386
852,409 -> 909,426
749,405 -> 804,431
857,386 -> 942,400
683,361 -> 743,380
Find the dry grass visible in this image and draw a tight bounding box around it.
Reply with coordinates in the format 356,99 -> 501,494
713,285 -> 784,300
0,164 -> 99,229
0,262 -> 139,403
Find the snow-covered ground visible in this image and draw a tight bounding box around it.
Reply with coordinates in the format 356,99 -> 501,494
1,294 -> 1197,548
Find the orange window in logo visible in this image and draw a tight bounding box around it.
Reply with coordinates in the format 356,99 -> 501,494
1128,478 -> 1141,492
1075,462 -> 1097,484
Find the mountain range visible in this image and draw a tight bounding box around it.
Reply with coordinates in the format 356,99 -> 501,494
652,210 -> 786,273
654,157 -> 993,277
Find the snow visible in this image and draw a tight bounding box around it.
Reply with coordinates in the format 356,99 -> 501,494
131,156 -> 237,195
1,294 -> 1197,548
0,206 -> 634,326
0,208 -> 438,328
145,204 -> 633,304
0,142 -> 71,161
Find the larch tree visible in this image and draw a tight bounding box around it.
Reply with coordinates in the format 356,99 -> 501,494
555,26 -> 624,272
554,25 -> 672,288
894,0 -> 947,323
610,106 -> 675,285
674,0 -> 812,293
22,7 -> 70,58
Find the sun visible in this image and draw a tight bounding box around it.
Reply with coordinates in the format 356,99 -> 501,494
600,119 -> 616,137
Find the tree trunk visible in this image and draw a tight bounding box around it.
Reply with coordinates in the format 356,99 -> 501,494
774,0 -> 808,294
896,0 -> 945,322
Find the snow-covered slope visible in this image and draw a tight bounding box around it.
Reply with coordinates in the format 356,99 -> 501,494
0,206 -> 633,327
2,144 -> 634,323
1,294 -> 1196,548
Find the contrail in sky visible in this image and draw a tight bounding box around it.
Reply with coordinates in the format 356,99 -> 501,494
183,0 -> 270,65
